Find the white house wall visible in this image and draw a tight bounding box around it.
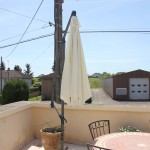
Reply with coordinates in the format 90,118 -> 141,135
0,78 -> 32,91
0,79 -> 5,92
23,79 -> 32,88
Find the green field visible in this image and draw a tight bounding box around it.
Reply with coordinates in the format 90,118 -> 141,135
28,95 -> 41,102
89,78 -> 103,89
0,93 -> 41,103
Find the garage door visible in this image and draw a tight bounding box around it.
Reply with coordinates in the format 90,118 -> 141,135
129,78 -> 149,100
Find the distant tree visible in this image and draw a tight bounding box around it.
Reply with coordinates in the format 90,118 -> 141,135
14,65 -> 22,72
0,60 -> 5,70
100,72 -> 112,79
38,74 -> 45,77
115,72 -> 126,76
24,63 -> 33,77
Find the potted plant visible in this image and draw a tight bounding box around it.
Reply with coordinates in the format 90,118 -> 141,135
40,121 -> 61,150
118,125 -> 141,132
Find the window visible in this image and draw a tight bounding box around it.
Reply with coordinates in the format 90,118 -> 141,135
116,88 -> 127,95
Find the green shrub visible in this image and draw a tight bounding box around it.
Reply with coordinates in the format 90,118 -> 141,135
29,87 -> 40,93
29,91 -> 40,98
0,94 -> 2,104
2,79 -> 29,104
33,82 -> 41,88
32,77 -> 40,84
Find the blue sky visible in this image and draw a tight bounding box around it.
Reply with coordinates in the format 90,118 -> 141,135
0,0 -> 150,76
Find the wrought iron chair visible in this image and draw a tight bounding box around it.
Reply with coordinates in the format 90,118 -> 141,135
87,143 -> 112,150
88,120 -> 110,139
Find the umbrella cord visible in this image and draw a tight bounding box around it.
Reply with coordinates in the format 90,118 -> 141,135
55,105 -> 67,123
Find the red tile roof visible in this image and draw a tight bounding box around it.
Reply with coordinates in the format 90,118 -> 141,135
0,70 -> 32,79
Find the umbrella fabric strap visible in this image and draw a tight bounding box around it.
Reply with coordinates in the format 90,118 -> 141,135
50,102 -> 67,123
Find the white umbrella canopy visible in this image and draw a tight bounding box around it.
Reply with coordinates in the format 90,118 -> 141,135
60,16 -> 92,106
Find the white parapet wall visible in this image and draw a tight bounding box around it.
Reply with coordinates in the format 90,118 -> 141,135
32,102 -> 150,144
1,101 -> 150,150
0,102 -> 33,150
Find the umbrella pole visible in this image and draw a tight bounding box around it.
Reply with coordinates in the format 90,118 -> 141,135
61,100 -> 64,150
60,11 -> 76,150
50,99 -> 67,150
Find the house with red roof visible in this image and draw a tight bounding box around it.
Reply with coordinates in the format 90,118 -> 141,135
0,70 -> 32,91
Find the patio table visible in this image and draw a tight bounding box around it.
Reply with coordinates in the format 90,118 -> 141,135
93,132 -> 150,150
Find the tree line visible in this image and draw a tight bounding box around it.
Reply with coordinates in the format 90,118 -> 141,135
90,72 -> 126,79
0,60 -> 33,77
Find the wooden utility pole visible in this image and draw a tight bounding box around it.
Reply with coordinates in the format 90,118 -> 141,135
53,1 -> 76,149
53,1 -> 65,150
54,0 -> 63,103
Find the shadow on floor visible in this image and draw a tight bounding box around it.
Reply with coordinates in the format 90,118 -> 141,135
20,139 -> 87,150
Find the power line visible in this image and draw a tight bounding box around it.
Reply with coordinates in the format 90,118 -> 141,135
1,29 -> 150,49
5,0 -> 45,58
80,30 -> 150,33
0,26 -> 50,43
0,7 -> 55,28
0,33 -> 54,49
31,43 -> 53,64
0,7 -> 48,23
1,29 -> 150,44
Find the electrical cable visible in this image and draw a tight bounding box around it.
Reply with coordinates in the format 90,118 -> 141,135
0,7 -> 55,27
0,26 -> 50,43
1,29 -> 150,49
0,33 -> 54,49
0,7 -> 48,23
30,43 -> 53,64
1,29 -> 150,44
5,0 -> 45,58
80,30 -> 150,33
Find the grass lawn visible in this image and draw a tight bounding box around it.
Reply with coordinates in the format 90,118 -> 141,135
32,77 -> 40,83
89,77 -> 102,89
28,95 -> 41,102
0,94 -> 41,103
32,77 -> 41,86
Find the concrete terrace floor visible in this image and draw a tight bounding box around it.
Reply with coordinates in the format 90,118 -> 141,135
20,139 -> 87,150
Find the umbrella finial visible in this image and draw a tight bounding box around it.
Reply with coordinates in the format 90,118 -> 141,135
72,11 -> 76,16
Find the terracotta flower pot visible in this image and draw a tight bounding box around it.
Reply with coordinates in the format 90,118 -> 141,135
40,129 -> 61,150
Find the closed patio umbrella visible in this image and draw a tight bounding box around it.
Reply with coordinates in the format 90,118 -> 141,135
60,15 -> 92,106
59,14 -> 92,150
51,12 -> 92,150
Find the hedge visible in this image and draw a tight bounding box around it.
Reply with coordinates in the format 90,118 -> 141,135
2,79 -> 29,104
